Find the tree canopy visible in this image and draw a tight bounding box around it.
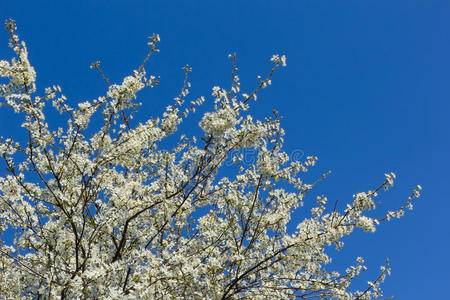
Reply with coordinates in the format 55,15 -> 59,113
0,20 -> 421,299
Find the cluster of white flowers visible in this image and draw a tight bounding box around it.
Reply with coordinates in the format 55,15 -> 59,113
384,172 -> 396,189
0,20 -> 36,113
0,21 -> 420,299
199,102 -> 238,136
271,54 -> 287,67
106,71 -> 146,110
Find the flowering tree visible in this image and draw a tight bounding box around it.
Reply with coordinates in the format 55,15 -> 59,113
0,20 -> 421,299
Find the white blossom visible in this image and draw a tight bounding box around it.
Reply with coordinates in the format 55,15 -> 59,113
0,20 -> 420,299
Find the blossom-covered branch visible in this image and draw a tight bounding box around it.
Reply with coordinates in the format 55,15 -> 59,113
0,20 -> 420,299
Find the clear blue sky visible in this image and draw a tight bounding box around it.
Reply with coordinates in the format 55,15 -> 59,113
1,1 -> 449,298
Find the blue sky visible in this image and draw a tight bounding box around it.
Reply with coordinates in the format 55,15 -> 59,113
1,1 -> 449,298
